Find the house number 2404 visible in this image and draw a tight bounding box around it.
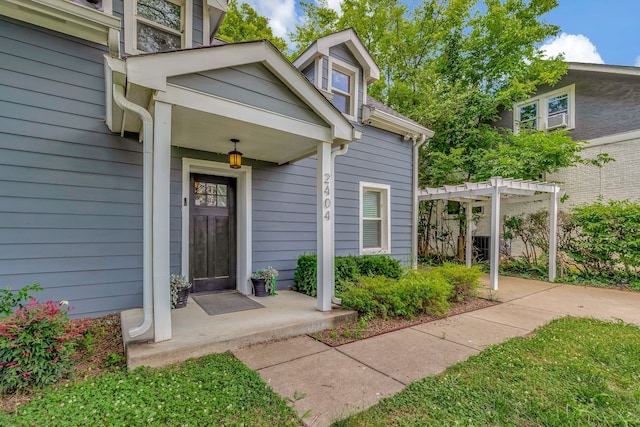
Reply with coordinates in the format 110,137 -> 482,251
323,173 -> 331,220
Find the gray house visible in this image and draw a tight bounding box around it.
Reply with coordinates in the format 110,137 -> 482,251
0,0 -> 431,342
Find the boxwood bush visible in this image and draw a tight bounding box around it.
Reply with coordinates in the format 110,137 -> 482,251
292,254 -> 403,297
430,263 -> 483,302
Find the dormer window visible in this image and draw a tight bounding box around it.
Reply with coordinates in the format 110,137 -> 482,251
125,0 -> 193,54
329,58 -> 358,120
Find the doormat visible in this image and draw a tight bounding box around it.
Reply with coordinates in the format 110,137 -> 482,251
192,292 -> 265,316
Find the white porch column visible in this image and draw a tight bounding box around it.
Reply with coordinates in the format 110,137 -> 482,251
465,201 -> 473,268
548,188 -> 559,282
153,101 -> 172,341
317,141 -> 333,311
489,186 -> 501,290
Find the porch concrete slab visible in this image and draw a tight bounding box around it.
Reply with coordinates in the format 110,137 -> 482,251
513,284 -> 640,324
257,348 -> 404,427
122,291 -> 357,369
411,313 -> 527,350
466,302 -> 562,330
337,328 -> 478,385
479,274 -> 561,302
233,335 -> 330,370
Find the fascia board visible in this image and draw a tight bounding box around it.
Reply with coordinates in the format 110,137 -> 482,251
363,105 -> 433,138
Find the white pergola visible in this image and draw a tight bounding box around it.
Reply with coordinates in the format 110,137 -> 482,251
418,177 -> 560,290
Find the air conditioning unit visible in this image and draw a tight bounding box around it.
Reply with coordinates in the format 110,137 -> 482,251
546,113 -> 568,130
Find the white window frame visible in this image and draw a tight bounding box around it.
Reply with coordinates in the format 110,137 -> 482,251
124,0 -> 192,55
328,57 -> 359,121
359,182 -> 391,255
513,84 -> 575,134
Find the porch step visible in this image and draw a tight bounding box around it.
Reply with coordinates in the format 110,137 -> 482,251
121,290 -> 357,369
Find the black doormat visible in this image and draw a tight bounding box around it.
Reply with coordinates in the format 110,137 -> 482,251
192,292 -> 265,316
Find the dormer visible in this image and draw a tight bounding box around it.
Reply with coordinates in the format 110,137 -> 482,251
293,28 -> 380,123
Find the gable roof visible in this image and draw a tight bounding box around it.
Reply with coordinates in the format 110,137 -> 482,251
292,28 -> 380,84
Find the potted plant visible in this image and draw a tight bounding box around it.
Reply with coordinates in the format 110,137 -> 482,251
170,274 -> 192,309
251,266 -> 279,297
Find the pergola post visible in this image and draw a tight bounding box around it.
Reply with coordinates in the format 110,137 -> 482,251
489,186 -> 501,291
465,201 -> 473,268
316,141 -> 333,311
548,188 -> 559,282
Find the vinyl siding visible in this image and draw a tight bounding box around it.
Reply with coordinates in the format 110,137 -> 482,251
0,17 -> 144,317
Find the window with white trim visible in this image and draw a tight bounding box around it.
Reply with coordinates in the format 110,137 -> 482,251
329,58 -> 359,120
360,182 -> 390,254
125,0 -> 191,54
514,85 -> 575,134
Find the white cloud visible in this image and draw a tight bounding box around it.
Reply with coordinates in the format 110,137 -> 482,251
323,0 -> 342,13
541,33 -> 604,64
240,0 -> 299,40
635,56 -> 640,67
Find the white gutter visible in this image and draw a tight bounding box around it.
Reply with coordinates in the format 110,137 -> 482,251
330,144 -> 349,305
412,134 -> 428,270
112,84 -> 154,338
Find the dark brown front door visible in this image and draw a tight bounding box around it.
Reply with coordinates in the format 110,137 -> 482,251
190,174 -> 236,293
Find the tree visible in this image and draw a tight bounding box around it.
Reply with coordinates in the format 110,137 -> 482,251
216,0 -> 288,52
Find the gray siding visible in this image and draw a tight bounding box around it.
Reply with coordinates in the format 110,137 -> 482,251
0,17 -> 144,317
498,69 -> 640,139
168,64 -> 328,126
193,0 -> 203,47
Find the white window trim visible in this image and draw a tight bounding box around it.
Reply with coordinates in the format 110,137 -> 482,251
124,0 -> 193,55
328,57 -> 359,121
513,84 -> 575,134
359,181 -> 391,255
181,158 -> 252,296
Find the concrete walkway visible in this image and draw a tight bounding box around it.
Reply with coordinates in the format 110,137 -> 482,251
233,277 -> 640,427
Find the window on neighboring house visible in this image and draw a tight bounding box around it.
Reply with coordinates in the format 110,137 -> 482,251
514,85 -> 575,134
329,59 -> 358,120
360,182 -> 390,254
125,0 -> 191,54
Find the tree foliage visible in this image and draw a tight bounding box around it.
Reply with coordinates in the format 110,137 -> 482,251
292,0 -> 610,185
216,0 -> 288,52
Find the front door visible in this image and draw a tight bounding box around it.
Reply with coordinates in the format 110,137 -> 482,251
190,174 -> 236,292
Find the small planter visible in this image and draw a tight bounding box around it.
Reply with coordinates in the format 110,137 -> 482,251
251,278 -> 270,297
174,284 -> 192,308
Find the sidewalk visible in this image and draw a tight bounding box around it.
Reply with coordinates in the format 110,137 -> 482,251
233,277 -> 640,427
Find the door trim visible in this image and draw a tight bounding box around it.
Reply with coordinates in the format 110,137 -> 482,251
181,158 -> 252,295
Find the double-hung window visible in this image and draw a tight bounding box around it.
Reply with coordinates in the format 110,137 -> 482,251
360,182 -> 390,254
329,59 -> 359,120
514,85 -> 575,134
125,0 -> 191,54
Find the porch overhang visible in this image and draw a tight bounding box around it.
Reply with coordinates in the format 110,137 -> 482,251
105,41 -> 357,164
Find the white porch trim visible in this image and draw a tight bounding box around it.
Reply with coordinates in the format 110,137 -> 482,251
181,158 -> 253,296
317,142 -> 333,311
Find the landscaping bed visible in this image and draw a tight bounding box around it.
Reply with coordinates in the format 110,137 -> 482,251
312,297 -> 499,347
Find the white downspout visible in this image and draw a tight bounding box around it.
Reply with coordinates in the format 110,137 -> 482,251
412,134 -> 428,270
112,84 -> 154,338
330,144 -> 349,305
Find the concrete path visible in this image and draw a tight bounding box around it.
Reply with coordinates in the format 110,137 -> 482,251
233,278 -> 640,427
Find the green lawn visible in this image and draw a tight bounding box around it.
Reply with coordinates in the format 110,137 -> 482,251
0,352 -> 300,426
334,317 -> 640,426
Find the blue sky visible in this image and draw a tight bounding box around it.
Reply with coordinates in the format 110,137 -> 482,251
244,1 -> 640,67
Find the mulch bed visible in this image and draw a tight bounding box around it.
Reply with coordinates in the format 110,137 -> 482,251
310,298 -> 500,347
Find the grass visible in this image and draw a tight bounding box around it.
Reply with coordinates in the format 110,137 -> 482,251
0,352 -> 300,426
333,317 -> 640,426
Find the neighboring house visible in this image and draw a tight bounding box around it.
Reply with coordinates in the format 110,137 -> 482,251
0,0 -> 432,341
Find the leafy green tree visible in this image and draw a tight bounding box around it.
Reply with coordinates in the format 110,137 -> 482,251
216,0 -> 288,52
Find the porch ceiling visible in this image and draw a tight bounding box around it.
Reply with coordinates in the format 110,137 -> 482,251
169,105 -> 324,164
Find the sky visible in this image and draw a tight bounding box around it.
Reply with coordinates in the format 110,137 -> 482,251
240,0 -> 640,67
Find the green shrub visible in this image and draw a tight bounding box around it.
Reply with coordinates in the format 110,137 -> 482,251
354,255 -> 403,279
0,282 -> 42,318
293,254 -> 404,297
293,254 -> 318,297
430,263 -> 483,302
340,270 -> 451,319
0,300 -> 89,393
